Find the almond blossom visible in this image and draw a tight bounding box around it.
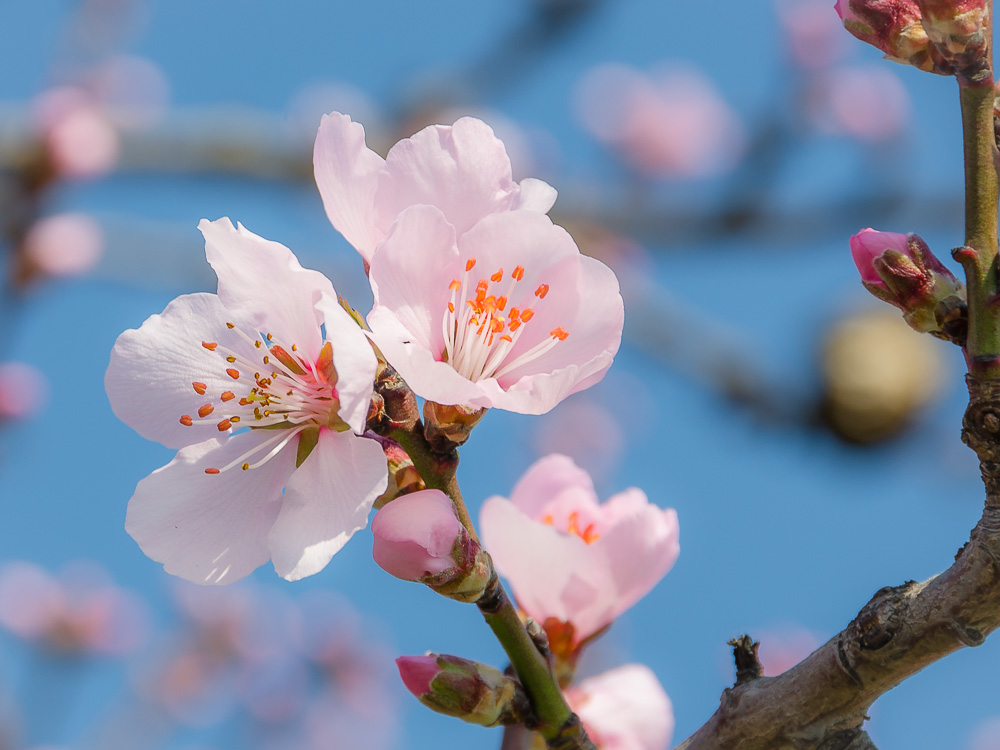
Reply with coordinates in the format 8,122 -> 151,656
566,664 -> 674,750
313,112 -> 558,266
479,454 -> 679,650
106,218 -> 387,584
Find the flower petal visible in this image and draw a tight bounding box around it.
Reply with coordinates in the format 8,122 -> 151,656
512,177 -> 557,214
480,497 -> 614,639
316,294 -> 378,434
124,432 -> 296,585
569,664 -> 674,750
313,112 -> 385,263
595,505 -> 679,620
374,117 -> 517,239
199,218 -> 333,360
268,429 -> 388,581
106,293 -> 259,450
508,454 -> 597,519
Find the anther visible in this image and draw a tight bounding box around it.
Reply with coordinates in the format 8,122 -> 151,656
535,284 -> 549,299
230,416 -> 240,423
491,269 -> 503,282
226,368 -> 240,379
198,404 -> 215,418
512,265 -> 525,281
242,462 -> 250,471
226,322 -> 235,329
192,382 -> 207,395
466,258 -> 476,272
202,341 -> 218,351
550,327 -> 569,341
520,309 -> 534,322
221,391 -> 235,402
204,468 -> 220,475
449,279 -> 461,291
217,419 -> 231,431
179,415 -> 193,426
226,356 -> 236,363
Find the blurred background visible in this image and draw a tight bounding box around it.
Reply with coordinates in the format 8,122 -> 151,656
0,1 -> 995,748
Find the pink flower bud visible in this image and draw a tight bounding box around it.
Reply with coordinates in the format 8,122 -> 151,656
850,228 -> 910,286
835,0 -> 942,73
848,228 -> 966,339
396,654 -> 439,698
372,490 -> 465,581
915,0 -> 988,70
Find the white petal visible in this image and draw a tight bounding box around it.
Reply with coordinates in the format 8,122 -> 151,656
125,432 -> 296,585
316,294 -> 378,434
199,218 -> 332,360
512,177 -> 557,213
268,429 -> 388,581
313,112 -> 385,264
106,293 -> 259,450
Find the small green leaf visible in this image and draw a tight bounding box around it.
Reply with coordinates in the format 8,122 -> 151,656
296,427 -> 320,467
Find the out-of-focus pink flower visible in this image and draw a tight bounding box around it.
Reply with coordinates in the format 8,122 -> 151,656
0,561 -> 147,655
88,55 -> 170,130
372,490 -> 465,581
776,0 -> 848,68
106,218 -> 388,584
969,717 -> 1000,750
533,398 -> 625,485
576,64 -> 745,179
812,65 -> 910,141
480,454 -> 679,650
755,626 -> 821,676
23,213 -> 104,276
367,205 -> 623,415
0,362 -> 47,419
34,86 -> 119,178
313,112 -> 558,266
566,664 -> 674,750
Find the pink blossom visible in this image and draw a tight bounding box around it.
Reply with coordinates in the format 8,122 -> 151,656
366,206 -> 623,415
24,213 -> 104,276
313,112 -> 558,266
0,560 -> 147,655
776,0 -> 848,68
479,454 -> 679,647
0,362 -> 47,419
816,65 -> 910,142
372,490 -> 464,581
106,218 -> 388,584
576,64 -> 745,179
395,655 -> 438,697
34,86 -> 119,178
566,664 -> 674,750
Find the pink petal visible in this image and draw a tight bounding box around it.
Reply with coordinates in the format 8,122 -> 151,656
595,506 -> 679,620
316,293 -> 378,434
199,218 -> 333,360
396,655 -> 439,697
374,118 -> 517,239
313,112 -> 386,263
569,664 -> 674,750
372,490 -> 463,580
125,433 -> 296,584
267,429 -> 388,581
508,454 -> 598,520
480,497 -> 614,638
512,178 -> 558,213
106,292 -> 260,450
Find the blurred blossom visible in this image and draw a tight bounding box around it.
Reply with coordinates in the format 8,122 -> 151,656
87,55 -> 170,130
0,560 -> 148,655
533,398 -> 625,484
24,213 -> 104,277
755,625 -> 821,676
34,86 -> 119,178
969,717 -> 1000,750
575,63 -> 746,178
775,0 -> 848,68
0,362 -> 47,420
810,66 -> 910,142
566,664 -> 674,750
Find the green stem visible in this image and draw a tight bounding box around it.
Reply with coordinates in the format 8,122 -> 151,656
957,73 -> 1000,380
478,578 -> 595,749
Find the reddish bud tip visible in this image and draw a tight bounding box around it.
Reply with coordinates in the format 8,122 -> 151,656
396,655 -> 439,698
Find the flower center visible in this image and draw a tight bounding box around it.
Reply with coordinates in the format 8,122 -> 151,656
542,511 -> 600,544
178,322 -> 346,474
441,258 -> 568,382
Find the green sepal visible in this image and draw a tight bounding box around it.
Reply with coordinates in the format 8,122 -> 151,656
296,427 -> 320,467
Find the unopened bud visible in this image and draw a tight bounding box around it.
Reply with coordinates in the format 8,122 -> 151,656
916,0 -> 989,75
423,400 -> 486,452
372,438 -> 425,509
372,490 -> 493,602
849,228 -> 966,340
835,0 -> 948,73
395,654 -> 530,727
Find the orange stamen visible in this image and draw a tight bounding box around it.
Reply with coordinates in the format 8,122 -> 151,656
192,382 -> 207,395
226,368 -> 240,379
512,265 -> 525,281
497,295 -> 507,311
466,258 -> 477,272
491,268 -> 503,283
198,404 -> 214,418
202,341 -> 217,351
179,415 -> 193,426
449,279 -> 461,291
204,468 -> 220,475
550,327 -> 569,341
535,284 -> 549,299
520,309 -> 534,322
221,391 -> 235,402
542,514 -> 555,525
217,419 -> 232,431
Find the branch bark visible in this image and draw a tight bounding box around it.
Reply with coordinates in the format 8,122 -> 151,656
675,378 -> 1000,749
